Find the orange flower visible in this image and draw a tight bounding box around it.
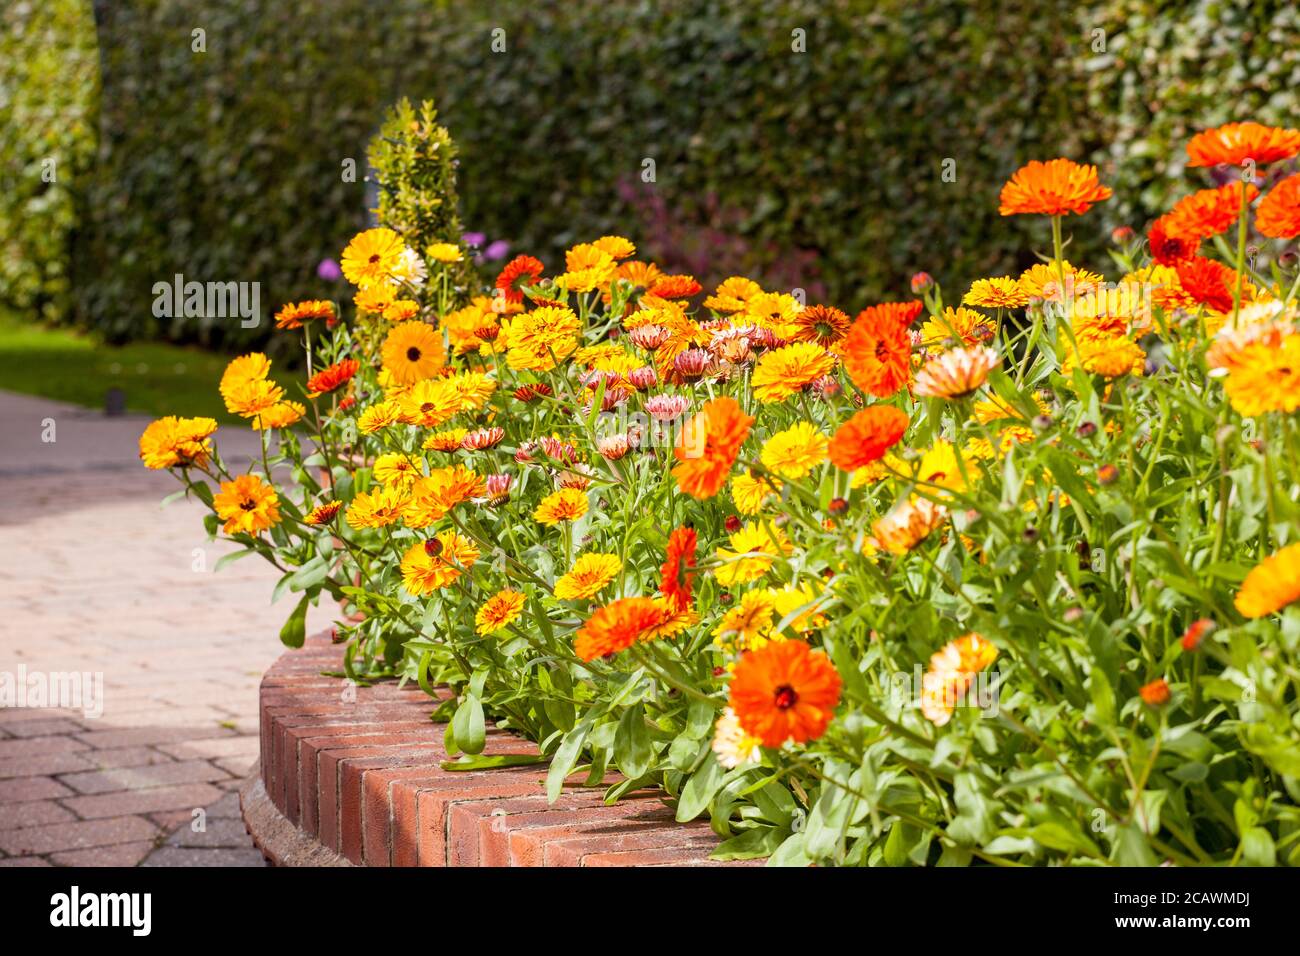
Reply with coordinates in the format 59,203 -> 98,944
495,255 -> 544,305
212,474 -> 280,536
1175,257 -> 1237,313
660,526 -> 698,612
1180,618 -> 1216,652
1235,543 -> 1300,619
1139,679 -> 1171,707
1186,121 -> 1300,168
1147,214 -> 1200,266
871,497 -> 948,554
728,640 -> 842,748
671,396 -> 755,499
920,633 -> 999,725
840,306 -> 913,398
912,346 -> 999,399
650,275 -> 703,299
274,299 -> 336,330
791,304 -> 851,347
399,532 -> 480,596
304,501 -> 342,526
306,358 -> 360,397
998,158 -> 1112,217
828,406 -> 908,471
1256,173 -> 1300,239
1166,182 -> 1259,241
574,596 -> 667,661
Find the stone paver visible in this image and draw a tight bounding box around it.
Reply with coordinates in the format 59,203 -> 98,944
0,390 -> 335,865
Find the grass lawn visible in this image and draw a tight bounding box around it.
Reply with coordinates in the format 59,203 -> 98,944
0,307 -> 290,424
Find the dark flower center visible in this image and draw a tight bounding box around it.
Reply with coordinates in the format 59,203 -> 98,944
407,347 -> 422,362
875,341 -> 890,361
424,539 -> 443,557
773,684 -> 798,710
368,254 -> 381,264
239,498 -> 256,511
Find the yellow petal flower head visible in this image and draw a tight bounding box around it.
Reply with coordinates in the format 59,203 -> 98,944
213,474 -> 281,536
554,553 -> 623,601
760,422 -> 828,479
382,322 -> 447,385
714,522 -> 793,586
400,531 -> 480,596
476,589 -> 527,635
341,227 -> 407,288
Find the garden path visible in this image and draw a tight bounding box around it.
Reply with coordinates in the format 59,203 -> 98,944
0,390 -> 335,866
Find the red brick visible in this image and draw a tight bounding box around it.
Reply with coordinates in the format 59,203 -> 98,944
543,824 -> 718,867
0,799 -> 78,829
445,792 -> 649,866
60,782 -> 225,820
315,740 -> 443,853
0,815 -> 158,855
582,844 -> 727,866
49,840 -> 156,867
0,751 -> 95,780
58,758 -> 231,795
0,775 -> 74,802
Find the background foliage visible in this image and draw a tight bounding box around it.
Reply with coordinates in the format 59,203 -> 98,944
5,0 -> 1298,348
0,0 -> 99,325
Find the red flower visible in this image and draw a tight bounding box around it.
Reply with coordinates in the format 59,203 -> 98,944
1139,678 -> 1171,707
306,358 -> 360,397
729,640 -> 842,747
840,307 -> 915,398
495,255 -> 544,305
828,406 -> 908,471
1147,215 -> 1199,266
1175,256 -> 1236,313
1166,182 -> 1259,242
659,526 -> 698,612
1180,619 -> 1216,652
649,275 -> 703,299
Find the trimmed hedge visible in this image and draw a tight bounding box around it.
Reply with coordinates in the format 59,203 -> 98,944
0,0 -> 99,324
67,0 -> 1300,346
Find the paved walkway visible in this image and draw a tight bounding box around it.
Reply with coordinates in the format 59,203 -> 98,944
0,390 -> 335,866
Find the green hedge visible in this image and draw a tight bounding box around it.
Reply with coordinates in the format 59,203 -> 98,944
0,0 -> 99,324
67,0 -> 1300,346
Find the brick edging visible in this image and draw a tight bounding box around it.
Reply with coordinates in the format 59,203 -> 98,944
248,631 -> 754,866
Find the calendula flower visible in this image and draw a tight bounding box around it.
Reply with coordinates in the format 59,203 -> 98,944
1166,182 -> 1259,242
356,401 -> 402,434
304,501 -> 342,526
403,466 -> 486,527
964,277 -> 1029,309
731,471 -> 781,514
274,299 -> 335,330
354,283 -> 397,315
219,352 -> 271,400
1186,121 -> 1300,168
306,358 -> 360,397
346,485 -> 409,530
213,474 -> 281,536
704,276 -> 763,313
504,306 -> 581,371
373,452 -> 422,490
919,307 -> 994,349
660,526 -> 697,611
913,346 -> 999,399
423,428 -> 470,452
671,396 -> 754,500
400,531 -> 480,595
1181,618 -> 1216,652
751,342 -> 836,403
1219,329 -> 1300,417
555,243 -> 617,293
1139,679 -> 1171,707
1017,260 -> 1104,302
1073,335 -> 1146,379
495,254 -> 545,305
574,596 -> 667,661
1175,256 -> 1238,313
920,633 -> 998,725
729,639 -> 842,748
394,379 -> 459,429
224,378 -> 285,419
651,275 -> 703,299
713,589 -> 779,653
426,242 -> 463,264
476,589 -> 527,636
711,707 -> 763,769
461,427 -> 505,451
341,227 -> 407,288
771,582 -> 828,633
998,158 -> 1112,216
593,235 -> 636,260
383,299 -> 420,322
1070,283 -> 1152,342
533,487 -> 589,525
251,401 -> 306,431
790,304 -> 851,347
139,416 -> 218,470
714,521 -> 793,586
617,260 -> 663,290
828,406 -> 908,471
1256,173 -> 1300,239
760,422 -> 828,479
1235,543 -> 1300,618
1146,215 -> 1200,267
872,497 -> 948,554
381,322 -> 446,385
840,306 -> 913,398
555,553 -> 623,601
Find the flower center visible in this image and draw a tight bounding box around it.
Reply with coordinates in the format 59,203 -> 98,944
424,538 -> 443,557
773,684 -> 798,710
368,254 -> 381,264
239,498 -> 256,511
407,346 -> 422,362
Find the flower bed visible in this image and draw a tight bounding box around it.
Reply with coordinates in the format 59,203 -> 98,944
145,119 -> 1300,867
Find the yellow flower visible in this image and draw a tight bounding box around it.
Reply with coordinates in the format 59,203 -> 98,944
403,466 -> 486,528
1017,261 -> 1103,302
1068,335 -> 1146,379
555,243 -> 616,292
1070,282 -> 1152,342
913,439 -> 974,496
213,474 -> 280,536
771,582 -> 827,633
341,227 -> 407,288
1235,542 -> 1300,618
251,401 -> 305,431
224,378 -> 285,419
871,497 -> 948,555
423,428 -> 470,452
504,306 -> 581,371
592,235 -> 636,260
760,422 -> 828,479
400,531 -> 480,595
703,276 -> 762,314
1221,331 -> 1300,417
731,471 -> 782,514
918,307 -> 995,349
355,284 -> 398,315
381,322 -> 447,385
219,353 -> 271,403
741,291 -> 802,338
346,485 -> 410,530
426,242 -> 463,264
476,589 -> 527,635
714,522 -> 793,586
396,378 -> 461,428
963,276 -> 1028,309
373,452 -> 423,490
713,588 -> 779,651
554,553 -> 623,601
138,416 -> 217,470
357,401 -> 402,434
750,342 -> 835,403
441,370 -> 498,414
533,487 -> 589,525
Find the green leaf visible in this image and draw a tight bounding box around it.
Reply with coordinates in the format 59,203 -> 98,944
278,594 -> 309,648
546,720 -> 591,803
439,753 -> 546,771
709,825 -> 783,861
675,751 -> 724,822
613,703 -> 653,780
451,693 -> 485,755
1087,668 -> 1116,727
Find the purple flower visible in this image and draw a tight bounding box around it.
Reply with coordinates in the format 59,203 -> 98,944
462,231 -> 486,248
316,258 -> 342,281
484,239 -> 511,261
